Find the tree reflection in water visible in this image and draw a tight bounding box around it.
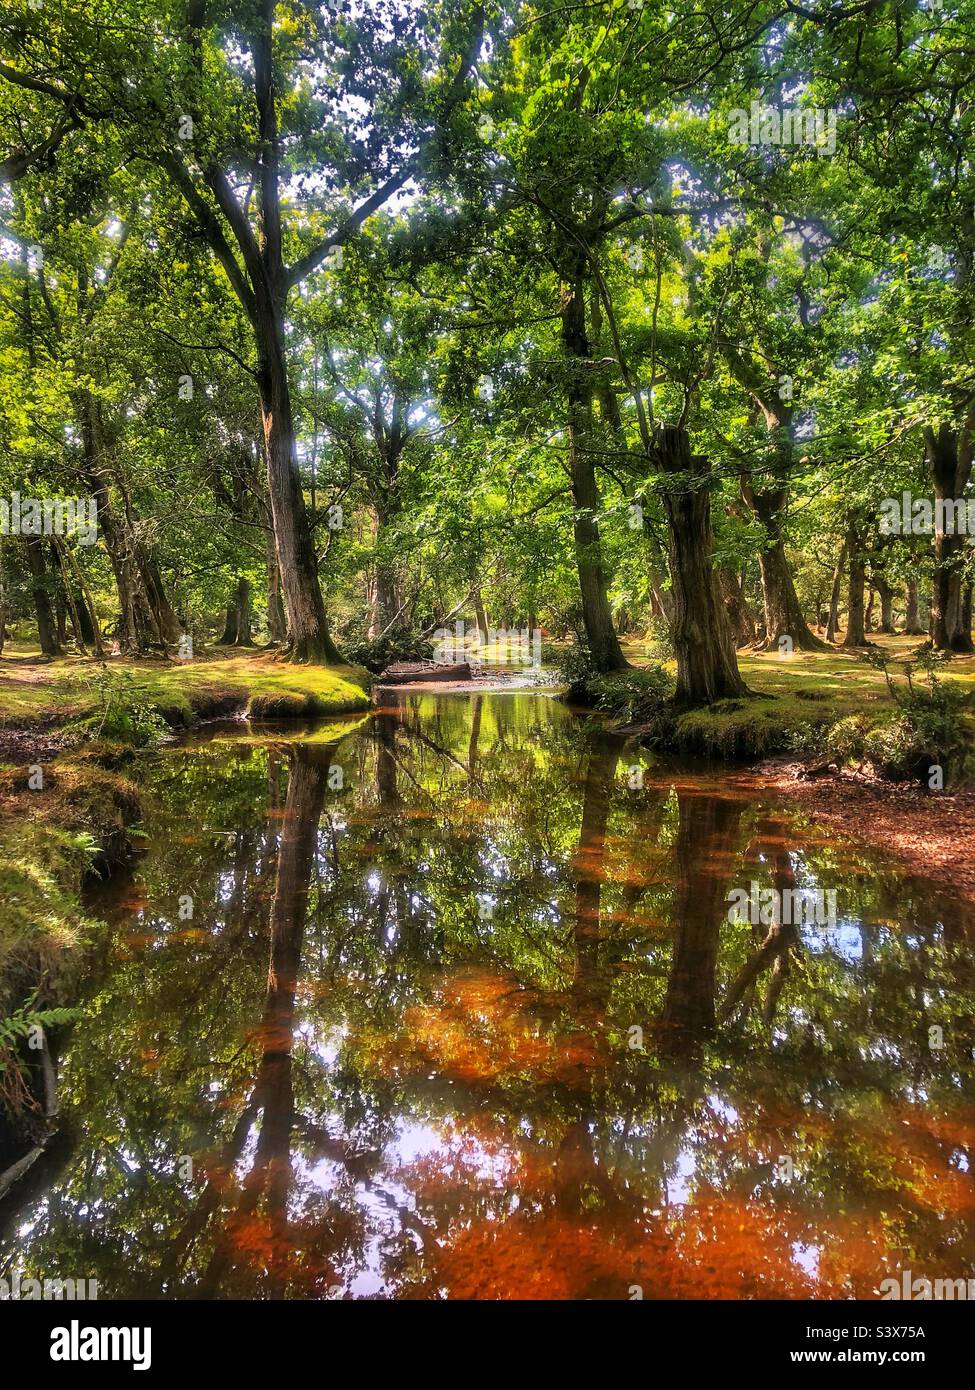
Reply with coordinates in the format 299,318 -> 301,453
2,693 -> 973,1299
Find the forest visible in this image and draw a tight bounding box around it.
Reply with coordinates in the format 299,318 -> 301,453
0,0 -> 974,1327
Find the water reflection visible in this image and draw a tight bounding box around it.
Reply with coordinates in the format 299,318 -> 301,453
2,692 -> 974,1299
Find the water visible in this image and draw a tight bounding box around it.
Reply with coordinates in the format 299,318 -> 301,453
2,692 -> 974,1299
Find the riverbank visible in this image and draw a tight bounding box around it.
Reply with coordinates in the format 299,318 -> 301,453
595,639 -> 975,779
0,742 -> 142,1120
745,758 -> 975,906
0,645 -> 369,1116
0,644 -> 372,760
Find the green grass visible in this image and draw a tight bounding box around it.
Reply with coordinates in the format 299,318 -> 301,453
0,643 -> 371,733
617,636 -> 975,760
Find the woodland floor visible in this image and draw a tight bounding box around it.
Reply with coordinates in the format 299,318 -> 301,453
623,632 -> 975,700
649,636 -> 975,892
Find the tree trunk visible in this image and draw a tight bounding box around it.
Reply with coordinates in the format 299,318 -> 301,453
134,544 -> 181,645
54,578 -> 67,648
842,516 -> 868,648
825,537 -> 847,643
116,476 -> 180,647
374,563 -> 402,634
905,576 -> 925,635
716,565 -> 756,647
926,421 -> 974,653
730,375 -> 826,650
52,538 -> 87,652
75,589 -> 97,647
25,535 -> 61,656
874,575 -> 895,634
0,538 -> 6,654
647,556 -> 674,627
234,576 -> 253,645
372,499 -> 404,636
220,601 -> 238,645
221,576 -> 254,646
264,518 -> 287,644
75,395 -> 156,653
87,474 -> 176,651
657,425 -> 751,704
561,264 -> 628,673
748,491 -> 828,650
84,470 -> 142,652
864,586 -> 876,633
257,309 -> 341,663
472,582 -> 490,646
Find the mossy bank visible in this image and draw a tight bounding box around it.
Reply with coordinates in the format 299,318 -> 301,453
567,640 -> 975,789
0,646 -> 372,753
0,745 -> 142,1124
0,650 -> 371,1121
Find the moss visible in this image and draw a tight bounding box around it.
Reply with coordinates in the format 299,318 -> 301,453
605,642 -> 975,771
247,690 -> 316,718
0,659 -> 368,758
140,655 -> 371,718
657,688 -> 975,785
0,648 -> 371,737
155,698 -> 194,727
0,751 -> 143,1116
67,741 -> 138,771
667,699 -> 817,759
2,758 -> 142,871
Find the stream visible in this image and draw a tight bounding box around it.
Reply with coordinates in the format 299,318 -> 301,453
2,690 -> 974,1299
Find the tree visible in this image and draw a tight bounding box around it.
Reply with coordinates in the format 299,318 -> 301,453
1,0 -> 487,661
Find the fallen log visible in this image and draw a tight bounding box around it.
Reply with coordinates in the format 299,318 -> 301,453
378,661 -> 473,685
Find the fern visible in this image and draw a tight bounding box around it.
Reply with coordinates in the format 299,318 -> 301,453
0,996 -> 83,1087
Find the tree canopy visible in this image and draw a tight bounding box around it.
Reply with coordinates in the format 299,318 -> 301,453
1,0 -> 973,692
